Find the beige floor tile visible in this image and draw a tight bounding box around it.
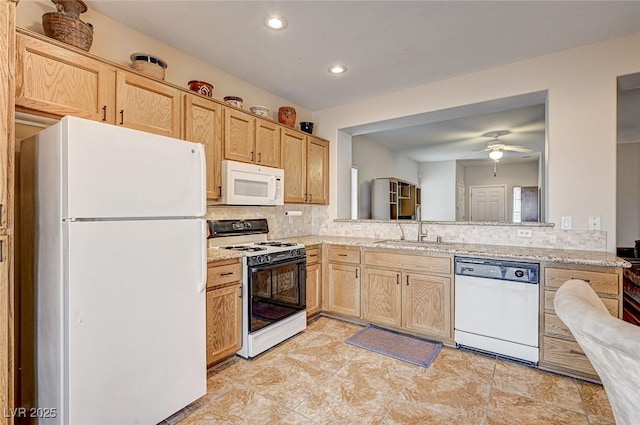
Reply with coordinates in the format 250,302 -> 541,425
577,381 -> 615,422
492,359 -> 585,413
197,386 -> 292,425
336,349 -> 420,392
248,355 -> 334,409
280,334 -> 361,373
487,389 -> 590,425
586,417 -> 615,425
422,346 -> 496,382
294,374 -> 399,424
277,411 -> 317,425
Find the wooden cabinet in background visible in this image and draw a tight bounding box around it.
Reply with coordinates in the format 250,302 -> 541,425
306,136 -> 329,204
281,131 -> 330,205
254,119 -> 281,168
361,249 -> 453,342
305,245 -> 322,317
206,259 -> 242,367
16,31 -> 116,123
223,108 -> 255,163
281,128 -> 306,203
326,246 -> 362,318
539,263 -> 622,381
16,31 -> 182,138
183,93 -> 223,200
115,70 -> 181,138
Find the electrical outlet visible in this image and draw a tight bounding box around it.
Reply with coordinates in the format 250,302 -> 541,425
517,229 -> 532,238
353,224 -> 362,231
561,216 -> 572,230
588,216 -> 601,230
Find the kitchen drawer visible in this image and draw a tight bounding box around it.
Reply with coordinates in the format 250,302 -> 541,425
543,336 -> 597,377
328,246 -> 361,265
306,246 -> 321,265
544,313 -> 573,339
544,290 -> 618,317
364,250 -> 451,275
207,261 -> 242,288
545,268 -> 619,295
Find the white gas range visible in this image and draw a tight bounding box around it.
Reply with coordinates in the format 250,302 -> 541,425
208,219 -> 307,358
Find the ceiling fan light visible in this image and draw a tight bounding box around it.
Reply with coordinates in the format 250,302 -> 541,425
489,150 -> 503,160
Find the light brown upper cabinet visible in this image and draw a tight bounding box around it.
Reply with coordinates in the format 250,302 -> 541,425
254,119 -> 281,168
115,70 -> 181,138
16,31 -> 116,123
16,30 -> 182,138
223,108 -> 281,168
183,93 -> 223,200
281,130 -> 329,204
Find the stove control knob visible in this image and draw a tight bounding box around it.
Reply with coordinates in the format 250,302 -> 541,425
266,254 -> 271,263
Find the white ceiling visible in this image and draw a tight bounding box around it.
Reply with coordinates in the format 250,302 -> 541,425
87,1 -> 640,163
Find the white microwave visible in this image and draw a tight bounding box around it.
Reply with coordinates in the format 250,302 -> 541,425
221,160 -> 284,206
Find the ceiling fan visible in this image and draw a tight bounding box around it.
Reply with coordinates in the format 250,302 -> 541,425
475,130 -> 534,160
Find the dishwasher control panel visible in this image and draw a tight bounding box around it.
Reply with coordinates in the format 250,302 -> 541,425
455,257 -> 539,284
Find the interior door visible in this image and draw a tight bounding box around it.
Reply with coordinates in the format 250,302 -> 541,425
65,219 -> 206,425
470,185 -> 506,221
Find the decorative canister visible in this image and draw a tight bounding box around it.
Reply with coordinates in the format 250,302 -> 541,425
188,80 -> 214,97
300,122 -> 314,134
42,0 -> 94,51
278,106 -> 296,127
130,53 -> 168,80
224,96 -> 244,108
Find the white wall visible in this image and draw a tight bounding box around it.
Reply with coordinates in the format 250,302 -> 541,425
456,161 -> 466,220
464,161 -> 539,221
352,135 -> 419,219
312,32 -> 640,252
419,161 -> 456,221
617,143 -> 640,247
16,1 -> 312,123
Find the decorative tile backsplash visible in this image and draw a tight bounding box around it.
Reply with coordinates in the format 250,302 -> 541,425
206,206 -> 607,251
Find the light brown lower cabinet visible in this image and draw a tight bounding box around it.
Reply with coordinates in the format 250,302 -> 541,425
361,268 -> 451,340
539,263 -> 622,381
305,246 -> 322,317
327,263 -> 361,318
206,260 -> 242,367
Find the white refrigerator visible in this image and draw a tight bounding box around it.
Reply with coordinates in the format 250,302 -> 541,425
21,116 -> 207,425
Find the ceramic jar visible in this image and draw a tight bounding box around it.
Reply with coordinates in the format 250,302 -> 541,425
42,0 -> 93,51
188,80 -> 214,97
300,122 -> 314,134
224,96 -> 244,108
278,106 -> 296,127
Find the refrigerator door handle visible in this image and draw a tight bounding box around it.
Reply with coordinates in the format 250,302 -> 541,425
197,144 -> 207,216
198,220 -> 208,293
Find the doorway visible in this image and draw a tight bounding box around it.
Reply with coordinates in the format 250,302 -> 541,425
469,185 -> 506,222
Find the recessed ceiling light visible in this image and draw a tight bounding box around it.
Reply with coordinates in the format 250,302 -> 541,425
328,64 -> 347,75
264,16 -> 287,31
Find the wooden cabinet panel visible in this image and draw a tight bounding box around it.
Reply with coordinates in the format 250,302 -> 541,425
224,108 -> 255,163
327,246 -> 361,265
545,268 -> 619,295
306,262 -> 321,317
306,246 -> 321,265
544,289 -> 618,317
281,128 -> 306,203
306,136 -> 329,204
206,262 -> 242,288
364,250 -> 451,274
542,337 -> 597,377
115,70 -> 181,138
362,268 -> 402,327
206,283 -> 242,366
16,32 -> 116,123
327,263 -> 360,318
403,273 -> 451,338
183,93 -> 223,200
255,119 -> 281,168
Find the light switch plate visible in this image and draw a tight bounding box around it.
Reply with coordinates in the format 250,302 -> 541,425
561,216 -> 572,230
588,216 -> 601,230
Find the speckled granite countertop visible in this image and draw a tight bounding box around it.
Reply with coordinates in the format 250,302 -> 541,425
275,236 -> 631,268
207,248 -> 245,263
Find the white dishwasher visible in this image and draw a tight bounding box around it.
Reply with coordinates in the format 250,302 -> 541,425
454,257 -> 540,364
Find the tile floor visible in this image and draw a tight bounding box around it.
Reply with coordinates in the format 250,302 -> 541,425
162,317 -> 615,425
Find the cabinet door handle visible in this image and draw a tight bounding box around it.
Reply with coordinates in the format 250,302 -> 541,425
238,287 -> 242,298
258,152 -> 261,162
396,274 -> 399,285
309,254 -> 318,258
304,193 -> 308,203
309,193 -> 312,203
355,269 -> 358,279
102,105 -> 107,122
0,240 -> 3,262
251,151 -> 254,161
119,109 -> 124,125
220,272 -> 234,276
218,186 -> 222,197
573,278 -> 590,283
406,275 -> 409,286
338,254 -> 347,257
0,204 -> 2,225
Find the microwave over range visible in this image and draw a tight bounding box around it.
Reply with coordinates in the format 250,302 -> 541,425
221,160 -> 284,206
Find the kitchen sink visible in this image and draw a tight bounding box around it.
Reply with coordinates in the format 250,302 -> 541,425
375,239 -> 454,246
